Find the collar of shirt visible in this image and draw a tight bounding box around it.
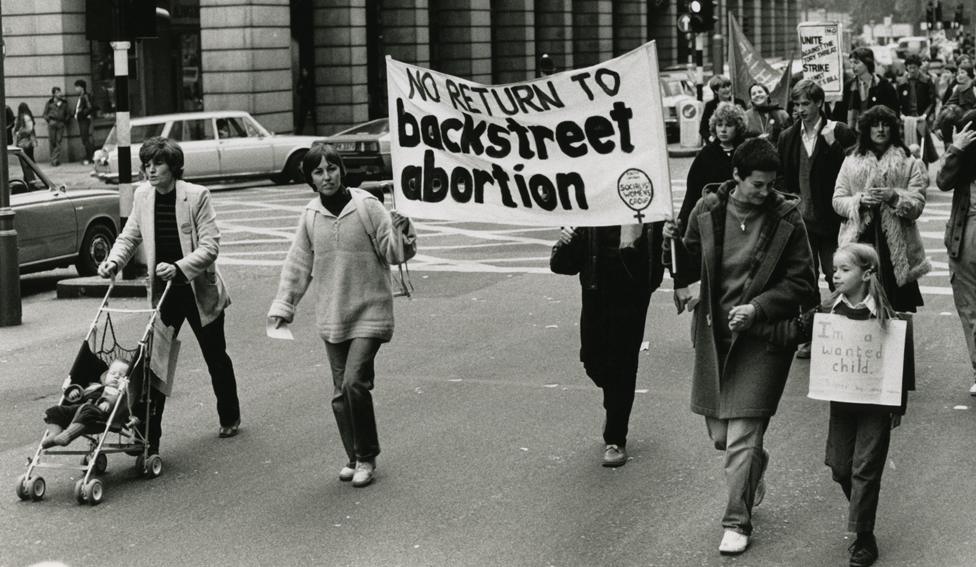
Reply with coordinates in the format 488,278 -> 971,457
833,294 -> 878,316
801,116 -> 823,138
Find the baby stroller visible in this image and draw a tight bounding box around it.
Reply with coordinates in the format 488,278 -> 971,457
15,280 -> 176,506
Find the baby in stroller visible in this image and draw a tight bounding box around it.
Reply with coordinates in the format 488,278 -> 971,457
42,359 -> 130,448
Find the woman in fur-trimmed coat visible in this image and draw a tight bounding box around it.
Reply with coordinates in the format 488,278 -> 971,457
833,105 -> 931,312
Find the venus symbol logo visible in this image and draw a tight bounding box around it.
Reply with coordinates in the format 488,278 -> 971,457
617,169 -> 653,223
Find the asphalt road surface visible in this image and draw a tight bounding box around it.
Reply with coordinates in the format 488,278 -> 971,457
2,167 -> 975,566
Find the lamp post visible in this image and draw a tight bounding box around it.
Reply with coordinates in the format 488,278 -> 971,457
0,11 -> 23,327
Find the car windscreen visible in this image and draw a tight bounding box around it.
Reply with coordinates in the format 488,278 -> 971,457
104,122 -> 166,146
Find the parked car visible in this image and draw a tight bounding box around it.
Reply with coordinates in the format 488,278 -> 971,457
7,146 -> 119,275
323,118 -> 392,187
659,76 -> 697,142
92,110 -> 321,185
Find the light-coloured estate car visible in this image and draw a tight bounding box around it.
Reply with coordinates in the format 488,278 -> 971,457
93,110 -> 321,184
7,146 -> 119,275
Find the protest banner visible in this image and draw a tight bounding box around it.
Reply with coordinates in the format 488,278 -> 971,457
797,22 -> 844,99
386,42 -> 673,227
808,313 -> 907,406
728,15 -> 792,109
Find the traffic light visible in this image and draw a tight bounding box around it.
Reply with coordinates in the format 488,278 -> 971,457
955,4 -> 965,28
687,0 -> 717,33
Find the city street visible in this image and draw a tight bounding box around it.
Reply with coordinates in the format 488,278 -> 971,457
2,159 -> 976,566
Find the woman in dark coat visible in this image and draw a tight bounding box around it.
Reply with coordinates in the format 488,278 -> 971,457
550,223 -> 667,467
744,82 -> 791,144
668,138 -> 818,556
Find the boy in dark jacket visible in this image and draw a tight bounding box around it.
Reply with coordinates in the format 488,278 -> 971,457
42,86 -> 70,166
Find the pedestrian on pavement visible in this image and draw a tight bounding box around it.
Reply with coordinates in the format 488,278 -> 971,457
744,82 -> 791,144
550,219 -> 668,467
820,242 -> 913,567
896,54 -> 939,165
74,79 -> 95,164
776,79 -> 856,358
15,102 -> 37,160
832,105 -> 931,314
665,138 -> 818,556
941,59 -> 975,107
699,75 -> 747,143
97,136 -> 242,454
841,48 -> 899,131
672,102 -> 747,288
946,65 -> 976,111
267,143 -> 416,488
42,86 -> 70,166
935,109 -> 976,396
4,105 -> 14,145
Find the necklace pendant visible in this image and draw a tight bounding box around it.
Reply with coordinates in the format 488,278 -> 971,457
739,221 -> 746,231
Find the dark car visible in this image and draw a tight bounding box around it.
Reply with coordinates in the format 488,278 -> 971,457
7,146 -> 119,275
325,118 -> 392,188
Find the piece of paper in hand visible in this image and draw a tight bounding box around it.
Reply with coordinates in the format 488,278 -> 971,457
266,320 -> 294,340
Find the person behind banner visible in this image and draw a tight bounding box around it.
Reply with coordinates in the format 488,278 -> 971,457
550,221 -> 668,467
776,79 -> 856,359
664,138 -> 818,556
267,143 -> 416,488
672,102 -> 748,297
832,105 -> 931,314
840,48 -> 899,131
744,82 -> 791,144
818,242 -> 913,567
700,75 -> 747,143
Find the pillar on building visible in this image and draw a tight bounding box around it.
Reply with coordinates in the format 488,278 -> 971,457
611,0 -> 647,56
535,0 -> 573,72
572,0 -> 612,68
492,0 -> 535,82
3,0 -> 90,163
429,0 -> 493,83
311,1 -> 369,133
383,1 -> 431,67
200,0 -> 293,134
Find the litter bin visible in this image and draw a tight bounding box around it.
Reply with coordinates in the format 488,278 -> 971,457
677,98 -> 703,149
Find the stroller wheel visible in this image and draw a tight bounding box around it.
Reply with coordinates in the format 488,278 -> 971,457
134,454 -> 145,475
74,479 -> 87,504
15,474 -> 30,501
27,476 -> 46,501
83,479 -> 104,506
146,455 -> 163,478
93,453 -> 108,475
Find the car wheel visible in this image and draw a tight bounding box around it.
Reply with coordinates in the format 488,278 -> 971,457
75,222 -> 116,277
273,150 -> 307,185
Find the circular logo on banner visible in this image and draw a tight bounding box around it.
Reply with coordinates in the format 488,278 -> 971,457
617,168 -> 653,223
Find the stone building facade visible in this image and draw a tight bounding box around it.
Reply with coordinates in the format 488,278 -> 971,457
2,0 -> 801,163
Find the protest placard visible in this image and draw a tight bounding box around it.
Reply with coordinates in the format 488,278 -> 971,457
797,22 -> 844,99
386,41 -> 673,227
808,313 -> 907,406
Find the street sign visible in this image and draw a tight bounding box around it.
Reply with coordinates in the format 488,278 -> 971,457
677,13 -> 693,33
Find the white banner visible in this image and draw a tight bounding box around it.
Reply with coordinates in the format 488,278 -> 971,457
808,314 -> 906,406
386,42 -> 673,227
797,22 -> 844,98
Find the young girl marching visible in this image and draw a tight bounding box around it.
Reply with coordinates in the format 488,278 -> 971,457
823,242 -> 914,567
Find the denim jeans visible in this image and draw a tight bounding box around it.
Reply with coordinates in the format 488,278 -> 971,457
825,402 -> 891,533
160,284 -> 240,427
706,416 -> 770,535
326,338 -> 382,462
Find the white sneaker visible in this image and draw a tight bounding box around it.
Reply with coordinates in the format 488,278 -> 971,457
718,529 -> 749,555
969,382 -> 976,397
339,462 -> 355,482
352,461 -> 375,487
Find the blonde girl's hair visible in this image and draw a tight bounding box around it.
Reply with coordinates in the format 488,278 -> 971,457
822,242 -> 896,328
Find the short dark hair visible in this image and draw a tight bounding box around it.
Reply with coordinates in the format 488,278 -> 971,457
138,137 -> 185,179
904,54 -> 922,67
790,79 -> 825,104
74,79 -> 88,91
855,105 -> 908,156
301,142 -> 346,188
731,138 -> 780,179
51,86 -> 61,95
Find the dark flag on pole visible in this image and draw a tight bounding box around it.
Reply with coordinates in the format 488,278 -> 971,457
728,14 -> 793,109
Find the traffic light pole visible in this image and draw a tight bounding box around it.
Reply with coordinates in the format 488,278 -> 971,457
0,13 -> 23,327
695,33 -> 705,102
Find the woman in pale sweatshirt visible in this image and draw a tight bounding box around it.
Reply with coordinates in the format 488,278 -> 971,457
268,142 -> 416,488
